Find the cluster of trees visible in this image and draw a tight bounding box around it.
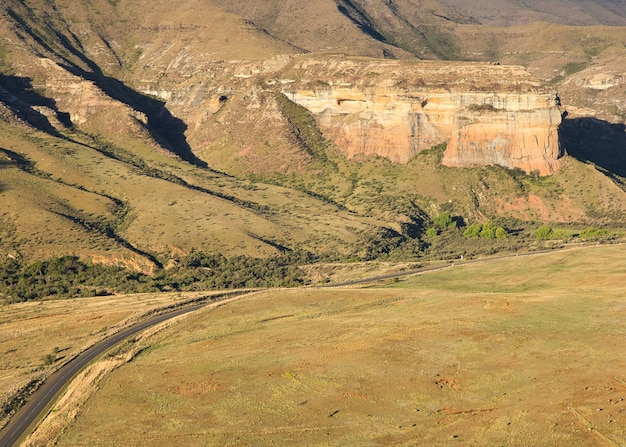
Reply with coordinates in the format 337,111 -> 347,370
426,212 -> 508,239
463,222 -> 508,239
535,225 -> 611,241
426,211 -> 457,236
0,252 -> 310,303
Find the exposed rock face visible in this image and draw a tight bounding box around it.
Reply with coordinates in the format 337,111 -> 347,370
557,47 -> 626,124
281,57 -> 563,175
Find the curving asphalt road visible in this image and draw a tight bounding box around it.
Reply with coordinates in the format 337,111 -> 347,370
0,300 -> 216,447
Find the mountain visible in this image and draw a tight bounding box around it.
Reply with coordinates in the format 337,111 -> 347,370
0,0 -> 625,296
440,0 -> 626,26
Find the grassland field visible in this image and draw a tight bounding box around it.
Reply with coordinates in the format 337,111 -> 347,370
2,244 -> 626,446
0,291 -> 223,423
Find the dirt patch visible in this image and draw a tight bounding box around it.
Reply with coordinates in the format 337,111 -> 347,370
494,193 -> 585,222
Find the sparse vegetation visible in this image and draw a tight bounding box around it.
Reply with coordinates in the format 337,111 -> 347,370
42,353 -> 56,366
274,93 -> 337,170
468,103 -> 499,112
563,61 -> 588,76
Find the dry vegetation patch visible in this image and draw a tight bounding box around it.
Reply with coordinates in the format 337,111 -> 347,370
49,244 -> 626,446
0,291 -> 215,428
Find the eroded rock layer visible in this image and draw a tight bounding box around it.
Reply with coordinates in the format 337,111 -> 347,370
281,57 -> 563,175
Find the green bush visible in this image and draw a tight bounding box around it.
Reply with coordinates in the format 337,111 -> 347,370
463,222 -> 507,239
535,225 -> 554,240
579,227 -> 609,239
480,222 -> 497,239
463,224 -> 482,238
426,227 -> 439,237
495,227 -> 508,239
433,212 -> 456,230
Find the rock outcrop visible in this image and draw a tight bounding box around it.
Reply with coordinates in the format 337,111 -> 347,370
281,57 -> 563,175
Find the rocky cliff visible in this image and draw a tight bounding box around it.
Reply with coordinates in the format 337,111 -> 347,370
280,57 -> 563,175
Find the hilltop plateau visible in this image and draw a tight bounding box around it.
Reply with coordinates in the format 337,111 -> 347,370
0,0 -> 625,299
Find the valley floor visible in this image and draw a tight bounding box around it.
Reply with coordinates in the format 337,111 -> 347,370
3,244 -> 625,446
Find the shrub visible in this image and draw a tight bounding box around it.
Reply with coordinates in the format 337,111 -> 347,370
463,222 -> 507,239
463,224 -> 482,238
579,227 -> 609,239
468,103 -> 498,112
433,212 -> 457,230
535,225 -> 554,240
426,227 -> 439,237
480,222 -> 497,239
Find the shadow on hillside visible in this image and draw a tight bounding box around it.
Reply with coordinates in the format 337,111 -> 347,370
6,8 -> 207,168
559,116 -> 626,178
337,0 -> 390,46
64,65 -> 208,168
0,73 -> 72,134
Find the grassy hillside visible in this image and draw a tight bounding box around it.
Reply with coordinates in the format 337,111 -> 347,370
0,0 -> 625,301
440,0 -> 626,26
7,244 -> 624,446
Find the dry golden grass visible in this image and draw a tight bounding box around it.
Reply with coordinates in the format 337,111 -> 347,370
36,244 -> 626,446
0,121 -> 384,266
456,22 -> 626,80
0,290 -> 216,422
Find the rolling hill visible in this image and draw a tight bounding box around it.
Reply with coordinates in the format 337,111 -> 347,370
0,0 -> 625,299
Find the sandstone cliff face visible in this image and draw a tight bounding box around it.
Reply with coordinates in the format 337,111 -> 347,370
281,57 -> 563,175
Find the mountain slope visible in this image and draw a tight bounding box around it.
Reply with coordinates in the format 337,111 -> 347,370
440,0 -> 626,26
0,0 -> 625,282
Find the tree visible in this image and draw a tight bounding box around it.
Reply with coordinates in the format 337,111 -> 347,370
535,225 -> 553,240
480,222 -> 497,239
495,227 -> 508,239
433,212 -> 456,230
463,224 -> 482,238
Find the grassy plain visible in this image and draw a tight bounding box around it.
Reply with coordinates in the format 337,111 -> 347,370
32,243 -> 626,446
0,291 -> 218,421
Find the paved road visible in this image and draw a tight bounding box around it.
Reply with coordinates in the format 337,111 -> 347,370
321,262 -> 454,287
0,299 -> 218,447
